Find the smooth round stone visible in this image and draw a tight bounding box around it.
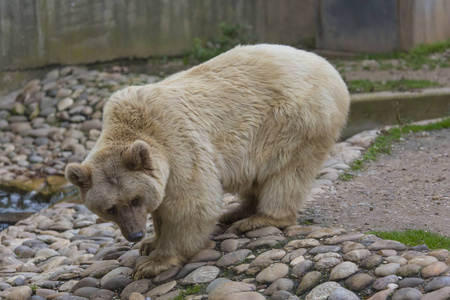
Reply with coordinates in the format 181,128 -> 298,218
255,263 -> 289,283
421,287 -> 450,300
374,263 -> 400,276
391,287 -> 422,300
305,282 -> 341,300
328,287 -> 359,300
120,279 -> 152,300
216,249 -> 251,267
146,280 -> 176,298
233,263 -> 250,275
35,248 -> 59,259
0,282 -> 12,291
270,290 -> 294,300
176,262 -> 207,279
11,277 -> 26,287
345,273 -> 374,291
208,282 -> 256,300
14,245 -> 36,259
188,249 -> 221,263
206,278 -> 232,294
101,276 -> 133,291
373,275 -> 399,290
386,256 -> 408,265
343,249 -> 371,262
313,252 -> 342,262
57,98 -> 74,111
48,221 -> 73,231
368,288 -> 396,300
245,226 -> 282,238
129,293 -> 145,300
307,227 -> 346,239
149,266 -> 180,284
428,249 -> 450,261
246,236 -> 286,250
284,225 -> 321,237
329,262 -> 358,281
409,244 -> 429,252
180,266 -> 220,285
281,248 -> 307,263
309,245 -> 341,254
80,119 -> 102,131
263,278 -> 294,295
73,287 -> 99,298
285,239 -> 320,250
424,277 -> 450,293
421,261 -> 449,278
296,271 -> 322,295
100,267 -> 133,286
70,277 -> 99,293
4,286 -> 33,300
91,289 -> 116,300
398,278 -> 425,289
368,240 -> 407,251
314,257 -> 341,271
408,255 -> 438,267
291,260 -> 314,279
221,239 -> 238,253
396,264 -> 421,277
251,249 -> 287,268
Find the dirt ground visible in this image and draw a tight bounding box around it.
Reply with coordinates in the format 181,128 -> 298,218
302,128 -> 450,236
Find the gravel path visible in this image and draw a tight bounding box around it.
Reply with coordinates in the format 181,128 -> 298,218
305,128 -> 450,237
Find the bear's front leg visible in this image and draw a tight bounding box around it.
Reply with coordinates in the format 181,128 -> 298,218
134,253 -> 182,279
139,211 -> 162,256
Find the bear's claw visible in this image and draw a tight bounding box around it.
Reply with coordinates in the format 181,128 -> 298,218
139,237 -> 157,256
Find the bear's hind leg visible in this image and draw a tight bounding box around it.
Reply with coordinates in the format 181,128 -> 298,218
219,192 -> 258,225
233,164 -> 315,232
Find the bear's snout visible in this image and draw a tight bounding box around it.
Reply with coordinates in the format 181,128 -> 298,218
126,230 -> 144,242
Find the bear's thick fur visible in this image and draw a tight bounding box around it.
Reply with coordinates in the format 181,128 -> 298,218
65,44 -> 350,278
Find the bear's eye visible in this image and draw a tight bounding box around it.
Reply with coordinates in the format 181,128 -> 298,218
131,197 -> 139,207
107,206 -> 117,215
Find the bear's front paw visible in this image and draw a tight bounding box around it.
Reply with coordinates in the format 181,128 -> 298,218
139,237 -> 157,256
133,254 -> 182,279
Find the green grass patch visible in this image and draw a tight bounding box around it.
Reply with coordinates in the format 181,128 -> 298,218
370,229 -> 450,250
340,118 -> 450,179
357,38 -> 450,70
347,79 -> 440,93
171,284 -> 205,300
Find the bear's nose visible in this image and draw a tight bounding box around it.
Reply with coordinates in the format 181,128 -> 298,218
127,231 -> 143,242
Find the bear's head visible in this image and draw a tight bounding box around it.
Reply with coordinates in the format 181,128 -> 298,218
65,140 -> 168,242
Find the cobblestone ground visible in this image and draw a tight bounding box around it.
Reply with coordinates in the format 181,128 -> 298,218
0,68 -> 449,300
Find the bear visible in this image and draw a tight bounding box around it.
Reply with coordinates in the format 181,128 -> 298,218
65,44 -> 350,279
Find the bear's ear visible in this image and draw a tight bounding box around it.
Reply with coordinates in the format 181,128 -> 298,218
65,163 -> 92,189
126,140 -> 153,171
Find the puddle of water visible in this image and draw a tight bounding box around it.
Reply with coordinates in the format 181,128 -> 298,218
0,186 -> 79,230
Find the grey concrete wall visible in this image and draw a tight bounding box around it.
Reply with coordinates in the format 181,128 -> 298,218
0,0 -> 316,71
316,0 -> 450,53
